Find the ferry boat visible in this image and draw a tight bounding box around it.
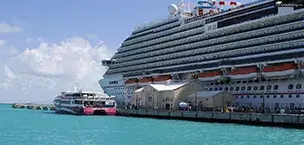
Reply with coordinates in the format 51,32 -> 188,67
99,0 -> 304,109
53,85 -> 117,115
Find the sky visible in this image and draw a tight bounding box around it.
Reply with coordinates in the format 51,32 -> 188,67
0,0 -> 249,103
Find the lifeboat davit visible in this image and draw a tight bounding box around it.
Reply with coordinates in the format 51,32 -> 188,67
228,66 -> 259,80
198,70 -> 223,81
124,78 -> 138,86
262,62 -> 298,78
153,75 -> 172,83
138,77 -> 154,85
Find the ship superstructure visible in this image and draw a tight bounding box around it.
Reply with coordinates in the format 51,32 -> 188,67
100,0 -> 304,108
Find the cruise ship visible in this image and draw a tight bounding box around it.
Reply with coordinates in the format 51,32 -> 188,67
99,0 -> 304,109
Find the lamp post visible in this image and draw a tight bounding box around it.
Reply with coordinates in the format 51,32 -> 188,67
262,92 -> 265,114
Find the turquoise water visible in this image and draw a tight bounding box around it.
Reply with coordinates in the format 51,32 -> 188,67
1,104 -> 304,145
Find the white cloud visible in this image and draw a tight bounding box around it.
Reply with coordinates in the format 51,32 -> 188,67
0,37 -> 114,103
0,22 -> 23,33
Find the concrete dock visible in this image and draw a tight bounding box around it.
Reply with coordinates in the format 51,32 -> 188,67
117,109 -> 304,128
12,103 -> 55,111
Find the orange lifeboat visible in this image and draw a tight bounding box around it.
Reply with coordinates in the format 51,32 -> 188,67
198,70 -> 223,81
262,62 -> 298,78
138,77 -> 153,84
124,78 -> 138,85
228,66 -> 259,79
153,75 -> 172,82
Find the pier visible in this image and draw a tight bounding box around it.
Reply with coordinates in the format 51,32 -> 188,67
12,103 -> 55,111
117,109 -> 304,129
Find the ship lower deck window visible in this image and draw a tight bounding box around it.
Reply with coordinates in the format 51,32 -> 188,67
280,95 -> 284,98
296,84 -> 302,89
224,87 -> 229,91
266,95 -> 270,98
247,86 -> 252,91
296,95 -> 300,98
289,95 -> 292,98
254,96 -> 257,98
288,84 -> 294,89
241,86 -> 246,91
235,87 -> 240,91
230,87 -> 234,91
266,85 -> 272,90
259,86 -> 265,90
273,95 -> 277,98
254,86 -> 258,90
273,85 -> 279,90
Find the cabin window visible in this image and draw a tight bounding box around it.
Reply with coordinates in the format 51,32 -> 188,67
280,95 -> 284,98
288,95 -> 292,98
253,86 -> 258,90
247,86 -> 252,91
229,87 -> 234,91
224,87 -> 229,91
210,83 -> 214,85
236,96 -> 238,98
259,86 -> 265,90
241,96 -> 244,98
248,80 -> 253,83
236,81 -> 241,84
273,85 -> 278,90
247,96 -> 250,98
273,95 -> 277,98
288,84 -> 294,89
254,96 -> 257,98
209,88 -> 213,91
296,84 -> 302,89
214,88 -> 218,91
215,82 -> 220,85
296,95 -> 300,98
266,95 -> 270,98
241,86 -> 246,91
219,87 -> 223,91
266,85 -> 272,90
235,87 -> 240,91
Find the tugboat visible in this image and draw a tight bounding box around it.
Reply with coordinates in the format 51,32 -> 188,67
53,85 -> 117,115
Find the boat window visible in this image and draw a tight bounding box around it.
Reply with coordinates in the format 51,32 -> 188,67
259,86 -> 265,90
266,95 -> 270,98
209,88 -> 213,91
266,85 -> 272,90
288,84 -> 294,89
235,96 -> 238,99
247,86 -> 252,91
224,87 -> 229,91
280,95 -> 284,98
241,86 -> 246,91
254,96 -> 257,98
253,86 -> 258,90
219,87 -> 223,91
296,84 -> 302,89
214,88 -> 218,91
247,96 -> 250,98
229,87 -> 234,91
273,85 -> 279,90
236,81 -> 241,84
273,95 -> 277,98
296,95 -> 300,98
241,96 -> 244,99
288,95 -> 292,98
235,86 -> 240,91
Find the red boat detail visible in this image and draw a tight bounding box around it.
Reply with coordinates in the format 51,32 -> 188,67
262,63 -> 298,78
153,75 -> 172,82
138,77 -> 153,84
228,66 -> 259,79
198,70 -> 223,81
